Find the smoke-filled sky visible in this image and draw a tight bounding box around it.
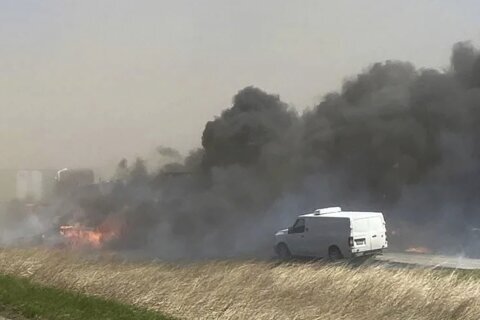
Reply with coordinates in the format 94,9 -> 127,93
1,1 -> 480,171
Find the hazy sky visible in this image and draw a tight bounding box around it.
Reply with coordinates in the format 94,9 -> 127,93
1,1 -> 479,173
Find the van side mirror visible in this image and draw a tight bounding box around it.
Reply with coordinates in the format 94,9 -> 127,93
287,227 -> 293,234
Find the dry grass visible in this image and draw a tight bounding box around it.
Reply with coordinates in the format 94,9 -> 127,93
0,248 -> 479,320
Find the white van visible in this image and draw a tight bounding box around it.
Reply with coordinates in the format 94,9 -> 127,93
274,207 -> 388,260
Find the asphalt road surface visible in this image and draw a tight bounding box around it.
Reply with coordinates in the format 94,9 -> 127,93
377,252 -> 480,270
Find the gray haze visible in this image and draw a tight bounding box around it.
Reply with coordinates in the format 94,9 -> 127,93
1,1 -> 480,173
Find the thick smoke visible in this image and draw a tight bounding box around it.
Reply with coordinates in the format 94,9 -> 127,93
36,41 -> 480,257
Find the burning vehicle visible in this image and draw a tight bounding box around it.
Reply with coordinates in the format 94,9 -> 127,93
59,225 -> 119,249
55,206 -> 127,249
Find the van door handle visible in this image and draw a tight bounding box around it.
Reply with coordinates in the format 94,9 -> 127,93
372,235 -> 377,238
300,235 -> 304,238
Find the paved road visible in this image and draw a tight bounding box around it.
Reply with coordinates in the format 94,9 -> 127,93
377,252 -> 480,270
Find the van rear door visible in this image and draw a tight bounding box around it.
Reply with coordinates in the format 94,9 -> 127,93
368,216 -> 386,251
351,218 -> 372,251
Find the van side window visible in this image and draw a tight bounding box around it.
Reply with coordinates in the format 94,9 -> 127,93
291,218 -> 305,233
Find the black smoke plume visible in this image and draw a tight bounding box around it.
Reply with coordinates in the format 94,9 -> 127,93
75,41 -> 480,258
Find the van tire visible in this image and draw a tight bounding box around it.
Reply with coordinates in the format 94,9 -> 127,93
276,243 -> 291,260
328,246 -> 343,261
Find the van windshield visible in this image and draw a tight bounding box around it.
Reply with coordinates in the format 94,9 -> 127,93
290,218 -> 305,233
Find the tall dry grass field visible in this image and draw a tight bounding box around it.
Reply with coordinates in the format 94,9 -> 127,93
0,248 -> 479,320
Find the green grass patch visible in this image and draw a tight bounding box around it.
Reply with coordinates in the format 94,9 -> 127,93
0,274 -> 175,320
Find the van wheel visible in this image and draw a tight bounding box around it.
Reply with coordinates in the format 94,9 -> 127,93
328,246 -> 343,261
277,243 -> 291,260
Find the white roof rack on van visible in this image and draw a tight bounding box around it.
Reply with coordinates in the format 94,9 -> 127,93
314,207 -> 342,215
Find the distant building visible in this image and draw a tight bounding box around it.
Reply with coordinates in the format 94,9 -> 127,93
0,169 -> 56,203
0,169 -> 17,202
16,170 -> 56,202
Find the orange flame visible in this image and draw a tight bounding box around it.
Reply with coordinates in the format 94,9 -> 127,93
405,246 -> 432,254
59,213 -> 126,249
59,225 -> 117,249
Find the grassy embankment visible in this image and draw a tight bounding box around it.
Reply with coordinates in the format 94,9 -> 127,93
0,273 -> 174,320
0,248 -> 480,320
